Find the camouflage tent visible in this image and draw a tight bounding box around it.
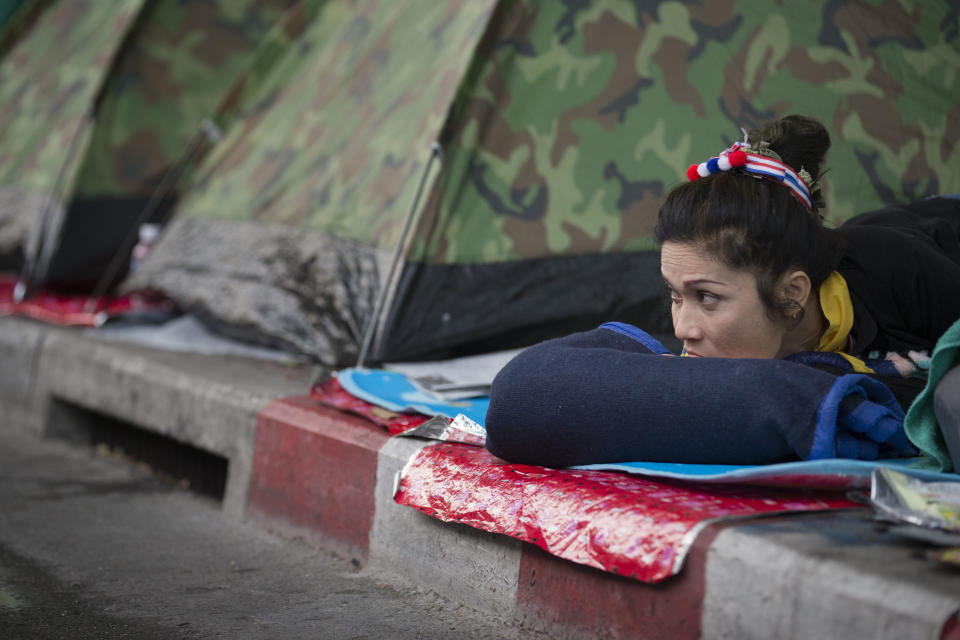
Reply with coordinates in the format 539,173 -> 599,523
380,0 -> 960,361
0,0 -> 143,272
0,0 -> 294,288
5,0 -> 959,366
127,0 -> 502,364
128,0 -> 959,367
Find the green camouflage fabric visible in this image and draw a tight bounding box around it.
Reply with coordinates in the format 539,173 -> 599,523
128,0 -> 958,366
415,0 -> 960,265
207,0 -> 325,135
71,0 -> 296,203
0,0 -> 52,61
0,0 -> 143,199
177,0 -> 497,251
0,0 -> 295,278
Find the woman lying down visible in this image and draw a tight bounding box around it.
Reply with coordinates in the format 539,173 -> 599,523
485,115 -> 960,469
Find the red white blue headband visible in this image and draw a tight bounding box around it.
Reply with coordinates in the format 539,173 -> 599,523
686,136 -> 815,211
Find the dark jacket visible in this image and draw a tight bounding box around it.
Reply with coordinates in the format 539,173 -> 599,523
839,196 -> 960,356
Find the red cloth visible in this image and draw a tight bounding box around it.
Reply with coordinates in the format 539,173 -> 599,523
310,377 -> 429,435
394,443 -> 860,583
0,274 -> 173,327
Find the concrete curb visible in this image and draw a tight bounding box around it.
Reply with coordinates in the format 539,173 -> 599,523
0,314 -> 47,433
2,316 -> 958,639
703,514 -> 960,640
370,436 -> 524,618
1,317 -> 314,517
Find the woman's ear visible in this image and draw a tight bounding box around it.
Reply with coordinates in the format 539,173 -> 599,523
778,270 -> 813,309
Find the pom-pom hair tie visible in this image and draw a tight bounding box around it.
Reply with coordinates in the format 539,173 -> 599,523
686,137 -> 814,211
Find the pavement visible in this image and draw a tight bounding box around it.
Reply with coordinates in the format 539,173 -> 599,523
2,315 -> 959,640
0,424 -> 546,639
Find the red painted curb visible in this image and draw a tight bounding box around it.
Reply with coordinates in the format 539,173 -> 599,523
515,523 -> 725,639
248,396 -> 390,562
942,612 -> 960,640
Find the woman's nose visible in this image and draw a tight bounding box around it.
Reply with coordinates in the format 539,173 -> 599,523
673,305 -> 703,341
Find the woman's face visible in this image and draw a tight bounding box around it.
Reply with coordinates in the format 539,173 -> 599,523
660,241 -> 789,359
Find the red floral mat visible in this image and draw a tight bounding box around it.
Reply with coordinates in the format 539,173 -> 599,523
310,377 -> 430,435
394,443 -> 861,583
0,274 -> 174,327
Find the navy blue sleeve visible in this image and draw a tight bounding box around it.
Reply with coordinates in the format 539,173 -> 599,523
484,325 -> 912,467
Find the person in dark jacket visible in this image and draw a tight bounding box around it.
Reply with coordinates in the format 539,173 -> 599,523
485,115 -> 960,468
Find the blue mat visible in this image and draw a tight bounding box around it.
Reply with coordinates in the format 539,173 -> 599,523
573,458 -> 960,485
338,368 -> 490,425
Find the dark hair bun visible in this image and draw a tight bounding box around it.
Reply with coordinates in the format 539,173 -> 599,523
748,115 -> 830,179
748,115 -> 830,210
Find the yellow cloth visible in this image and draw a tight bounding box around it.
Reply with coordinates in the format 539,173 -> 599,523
816,271 -> 874,373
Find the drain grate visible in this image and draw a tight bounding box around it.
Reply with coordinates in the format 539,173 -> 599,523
45,398 -> 228,501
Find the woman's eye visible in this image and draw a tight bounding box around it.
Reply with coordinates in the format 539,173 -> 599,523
698,292 -> 720,305
667,288 -> 681,304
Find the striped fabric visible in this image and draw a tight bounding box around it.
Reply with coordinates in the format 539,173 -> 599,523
687,142 -> 813,210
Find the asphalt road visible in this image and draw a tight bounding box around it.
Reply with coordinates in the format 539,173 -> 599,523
0,426 -> 543,639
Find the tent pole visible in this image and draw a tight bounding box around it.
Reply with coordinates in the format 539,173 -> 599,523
83,118 -> 222,313
356,142 -> 442,369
